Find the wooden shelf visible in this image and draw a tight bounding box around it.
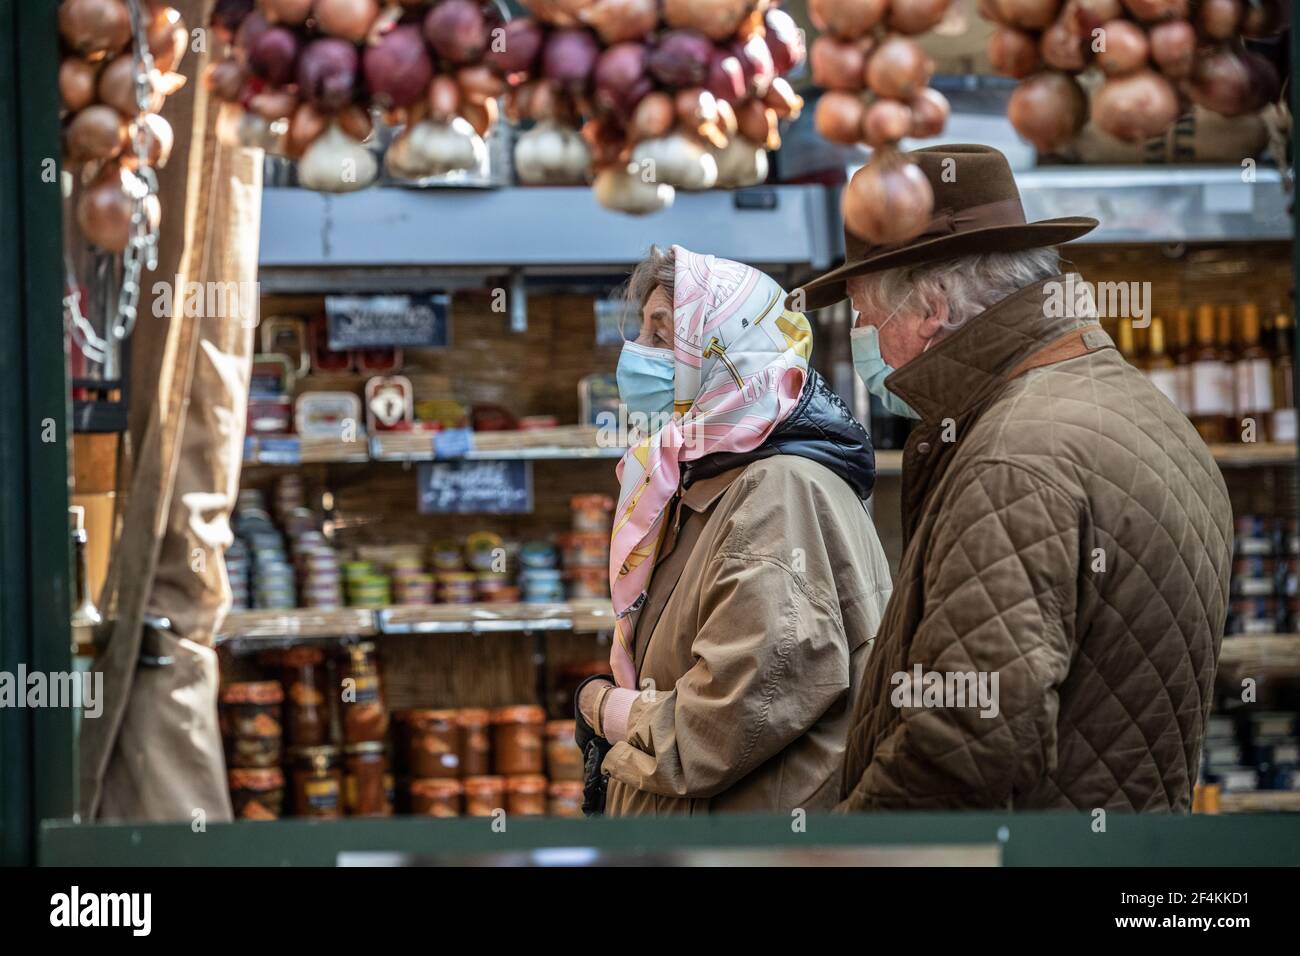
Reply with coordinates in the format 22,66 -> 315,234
1209,442 -> 1297,468
1218,791 -> 1300,813
1217,634 -> 1300,679
243,435 -> 370,466
217,600 -> 615,643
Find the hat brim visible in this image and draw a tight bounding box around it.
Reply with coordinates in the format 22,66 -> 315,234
789,217 -> 1100,313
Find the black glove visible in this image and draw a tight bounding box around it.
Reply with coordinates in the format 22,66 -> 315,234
574,673 -> 615,817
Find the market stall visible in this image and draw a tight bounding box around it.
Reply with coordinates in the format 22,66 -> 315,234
2,0 -> 1299,866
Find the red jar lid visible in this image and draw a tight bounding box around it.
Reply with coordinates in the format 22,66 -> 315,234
220,681 -> 284,705
491,705 -> 546,725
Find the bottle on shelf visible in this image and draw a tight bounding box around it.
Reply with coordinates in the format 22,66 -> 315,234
1190,305 -> 1229,444
1217,306 -> 1239,440
1145,316 -> 1180,409
1271,309 -> 1296,444
1170,306 -> 1194,416
1116,317 -> 1137,365
1233,304 -> 1273,442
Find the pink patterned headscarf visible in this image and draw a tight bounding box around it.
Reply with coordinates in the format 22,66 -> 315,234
608,246 -> 812,688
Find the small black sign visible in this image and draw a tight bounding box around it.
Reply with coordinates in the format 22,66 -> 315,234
326,293 -> 450,349
417,460 -> 533,515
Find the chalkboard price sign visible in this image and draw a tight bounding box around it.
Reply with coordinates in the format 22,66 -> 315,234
417,460 -> 533,514
326,293 -> 450,349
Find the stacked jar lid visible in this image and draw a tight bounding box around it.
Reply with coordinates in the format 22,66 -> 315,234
392,706 -> 582,818
518,539 -> 564,604
292,528 -> 343,610
227,536 -> 250,611
221,680 -> 285,819
563,495 -> 614,601
344,560 -> 391,608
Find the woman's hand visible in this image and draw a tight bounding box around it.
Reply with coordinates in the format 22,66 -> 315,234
577,678 -> 614,732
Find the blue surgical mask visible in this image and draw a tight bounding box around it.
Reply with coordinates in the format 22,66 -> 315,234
617,341 -> 676,426
851,325 -> 920,420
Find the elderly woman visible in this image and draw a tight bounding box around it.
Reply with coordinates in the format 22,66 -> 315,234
574,245 -> 892,816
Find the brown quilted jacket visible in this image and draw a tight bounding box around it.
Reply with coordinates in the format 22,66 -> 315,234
840,274 -> 1233,812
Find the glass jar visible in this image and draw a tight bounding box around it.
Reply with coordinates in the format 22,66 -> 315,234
219,680 -> 284,769
409,778 -> 462,818
457,708 -> 492,776
462,776 -> 505,817
505,774 -> 548,816
288,745 -> 342,818
491,705 -> 545,775
545,720 -> 583,782
282,647 -> 329,747
344,742 -> 393,817
397,709 -> 462,779
339,642 -> 388,744
228,767 -> 285,820
548,780 -> 584,819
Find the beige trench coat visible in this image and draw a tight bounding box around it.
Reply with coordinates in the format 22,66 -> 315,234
603,455 -> 893,815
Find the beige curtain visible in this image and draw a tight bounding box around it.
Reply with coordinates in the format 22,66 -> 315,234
79,0 -> 260,821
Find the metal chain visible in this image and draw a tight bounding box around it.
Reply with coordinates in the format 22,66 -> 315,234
64,0 -> 161,364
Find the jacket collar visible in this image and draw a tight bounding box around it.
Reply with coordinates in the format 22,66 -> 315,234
680,465 -> 745,513
886,273 -> 1101,423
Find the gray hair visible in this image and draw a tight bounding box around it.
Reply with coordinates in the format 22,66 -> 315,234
621,245 -> 676,335
847,248 -> 1061,331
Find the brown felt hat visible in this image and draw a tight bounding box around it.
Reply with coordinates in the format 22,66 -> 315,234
789,144 -> 1098,312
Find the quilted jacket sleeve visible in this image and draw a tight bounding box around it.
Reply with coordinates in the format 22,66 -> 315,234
842,458 -> 1079,809
601,551 -> 853,800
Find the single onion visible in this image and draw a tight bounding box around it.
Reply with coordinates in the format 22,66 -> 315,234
337,105 -> 373,142
249,88 -> 299,120
1092,69 -> 1180,142
1148,19 -> 1196,78
1188,45 -> 1280,116
1040,13 -> 1087,71
98,55 -> 166,116
313,0 -> 379,43
736,98 -> 778,148
298,38 -> 358,110
288,102 -> 329,157
1068,0 -> 1122,30
811,35 -> 867,91
364,25 -> 432,108
147,6 -> 188,74
1197,0 -> 1243,38
909,86 -> 950,137
1007,70 -> 1087,151
205,58 -> 247,102
579,0 -> 658,44
458,64 -> 505,105
125,112 -> 175,169
764,77 -> 805,119
66,104 -> 127,163
594,42 -> 653,114
427,75 -> 461,122
234,10 -> 271,59
630,91 -> 675,141
59,59 -> 99,113
662,0 -> 750,41
262,0 -> 313,25
1119,0 -> 1187,19
212,0 -> 256,43
59,0 -> 131,58
866,36 -> 933,99
863,98 -> 913,146
842,152 -> 934,245
989,27 -> 1042,78
675,88 -> 726,147
810,0 -> 888,39
462,97 -> 499,137
814,91 -> 865,145
890,0 -> 952,35
1095,19 -> 1149,76
248,25 -> 300,86
763,7 -> 806,74
647,29 -> 712,88
485,18 -> 546,81
990,0 -> 1061,29
544,27 -> 601,90
732,33 -> 776,98
706,48 -> 747,102
77,165 -> 136,252
424,0 -> 489,64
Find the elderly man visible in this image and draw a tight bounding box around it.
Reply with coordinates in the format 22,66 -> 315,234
791,144 -> 1232,812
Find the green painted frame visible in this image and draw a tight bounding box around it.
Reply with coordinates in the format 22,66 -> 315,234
0,0 -> 75,867
37,812 -> 1300,866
